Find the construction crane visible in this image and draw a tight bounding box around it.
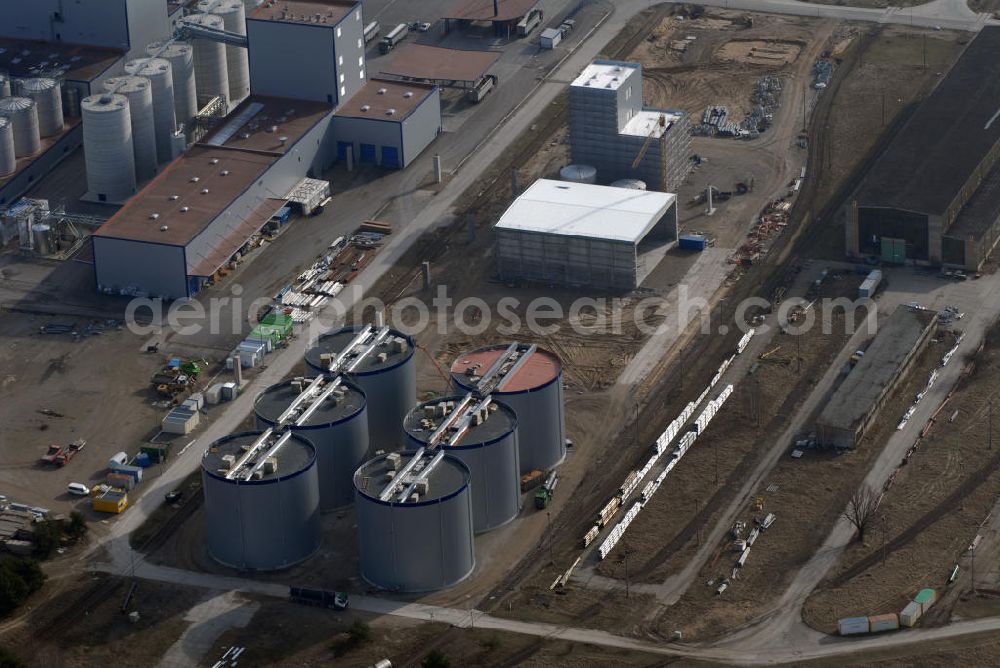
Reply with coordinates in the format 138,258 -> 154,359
630,113 -> 668,190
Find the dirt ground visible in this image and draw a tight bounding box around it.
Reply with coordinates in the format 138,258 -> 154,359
802,321 -> 1000,633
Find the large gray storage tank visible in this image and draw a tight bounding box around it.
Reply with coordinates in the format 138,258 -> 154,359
403,396 -> 521,533
125,58 -> 177,164
0,97 -> 40,157
0,118 -> 14,176
202,431 -> 321,570
148,41 -> 198,126
451,345 -> 566,474
305,326 -> 415,450
82,93 -> 136,202
254,376 -> 369,510
354,453 -> 475,591
0,74 -> 10,97
183,14 -> 230,107
17,78 -> 63,137
104,76 -> 158,183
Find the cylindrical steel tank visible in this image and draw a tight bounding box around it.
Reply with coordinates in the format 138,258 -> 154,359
81,93 -> 136,202
403,396 -> 521,533
31,224 -> 52,255
148,41 -> 198,125
0,97 -> 40,157
0,118 -> 14,175
0,74 -> 10,97
451,345 -> 566,474
183,14 -> 230,107
17,78 -> 63,137
198,0 -> 250,104
611,178 -> 647,190
63,85 -> 81,117
202,431 -> 322,570
104,77 -> 157,184
354,453 -> 475,591
126,58 -> 177,164
254,377 -> 369,510
559,164 -> 597,184
305,327 -> 415,450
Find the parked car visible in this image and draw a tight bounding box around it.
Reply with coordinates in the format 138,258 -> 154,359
67,482 -> 90,496
165,489 -> 183,503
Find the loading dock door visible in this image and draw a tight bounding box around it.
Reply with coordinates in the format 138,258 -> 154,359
381,146 -> 400,169
359,143 -> 377,164
337,141 -> 352,161
881,237 -> 906,264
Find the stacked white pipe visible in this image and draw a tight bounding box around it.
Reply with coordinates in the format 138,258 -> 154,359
0,117 -> 15,175
126,58 -> 177,164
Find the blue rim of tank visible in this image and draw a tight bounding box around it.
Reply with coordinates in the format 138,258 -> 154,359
203,431 -> 317,485
404,398 -> 518,450
452,368 -> 561,396
254,377 -> 367,428
354,454 -> 472,507
305,326 -> 415,376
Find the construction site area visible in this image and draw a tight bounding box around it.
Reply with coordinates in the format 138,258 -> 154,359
4,1 -> 1000,667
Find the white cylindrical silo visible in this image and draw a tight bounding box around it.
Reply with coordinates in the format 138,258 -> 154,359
198,0 -> 250,105
126,58 -> 177,164
18,78 -> 63,137
0,118 -> 15,175
611,178 -> 647,190
63,85 -> 81,118
0,74 -> 10,98
148,41 -> 198,125
183,14 -> 230,107
105,77 -> 157,183
82,94 -> 136,203
0,97 -> 40,157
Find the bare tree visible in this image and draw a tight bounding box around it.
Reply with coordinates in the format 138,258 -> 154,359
843,486 -> 880,542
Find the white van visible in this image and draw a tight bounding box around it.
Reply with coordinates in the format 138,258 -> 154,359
67,482 -> 90,496
108,452 -> 128,468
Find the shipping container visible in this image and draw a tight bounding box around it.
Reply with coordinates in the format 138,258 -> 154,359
106,472 -> 136,490
914,588 -> 937,613
92,488 -> 128,514
868,613 -> 899,633
838,616 -> 870,635
140,444 -> 169,463
679,234 -> 707,251
899,600 -> 922,627
540,27 -> 562,49
858,270 -> 883,299
110,464 -> 143,483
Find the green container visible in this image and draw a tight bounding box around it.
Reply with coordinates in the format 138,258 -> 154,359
914,588 -> 937,607
260,312 -> 293,335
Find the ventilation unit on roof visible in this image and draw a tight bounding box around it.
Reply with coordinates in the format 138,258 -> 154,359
169,195 -> 179,200
190,176 -> 200,183
210,158 -> 219,165
201,188 -> 210,194
386,108 -> 395,115
149,213 -> 160,220
180,206 -> 189,212
377,88 -> 387,95
360,105 -> 370,112
220,170 -> 230,176
403,91 -> 413,98
160,225 -> 169,231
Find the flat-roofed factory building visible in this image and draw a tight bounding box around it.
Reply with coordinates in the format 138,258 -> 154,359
569,60 -> 692,193
494,179 -> 678,290
816,307 -> 937,449
847,27 -> 1000,271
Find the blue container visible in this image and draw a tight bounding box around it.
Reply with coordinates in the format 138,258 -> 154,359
134,452 -> 152,468
679,234 -> 707,251
110,464 -> 143,483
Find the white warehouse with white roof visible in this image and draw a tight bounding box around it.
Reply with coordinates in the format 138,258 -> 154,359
494,179 -> 678,289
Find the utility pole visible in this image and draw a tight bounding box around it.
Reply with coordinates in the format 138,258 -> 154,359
881,515 -> 887,566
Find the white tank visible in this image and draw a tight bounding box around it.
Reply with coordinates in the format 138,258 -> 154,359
0,118 -> 15,175
105,77 -> 158,183
148,41 -> 198,126
126,58 -> 177,164
0,97 -> 40,157
198,0 -> 250,104
560,164 -> 597,184
0,74 -> 10,97
18,78 -> 63,137
82,93 -> 136,203
182,14 -> 230,107
63,85 -> 81,117
611,179 -> 647,190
